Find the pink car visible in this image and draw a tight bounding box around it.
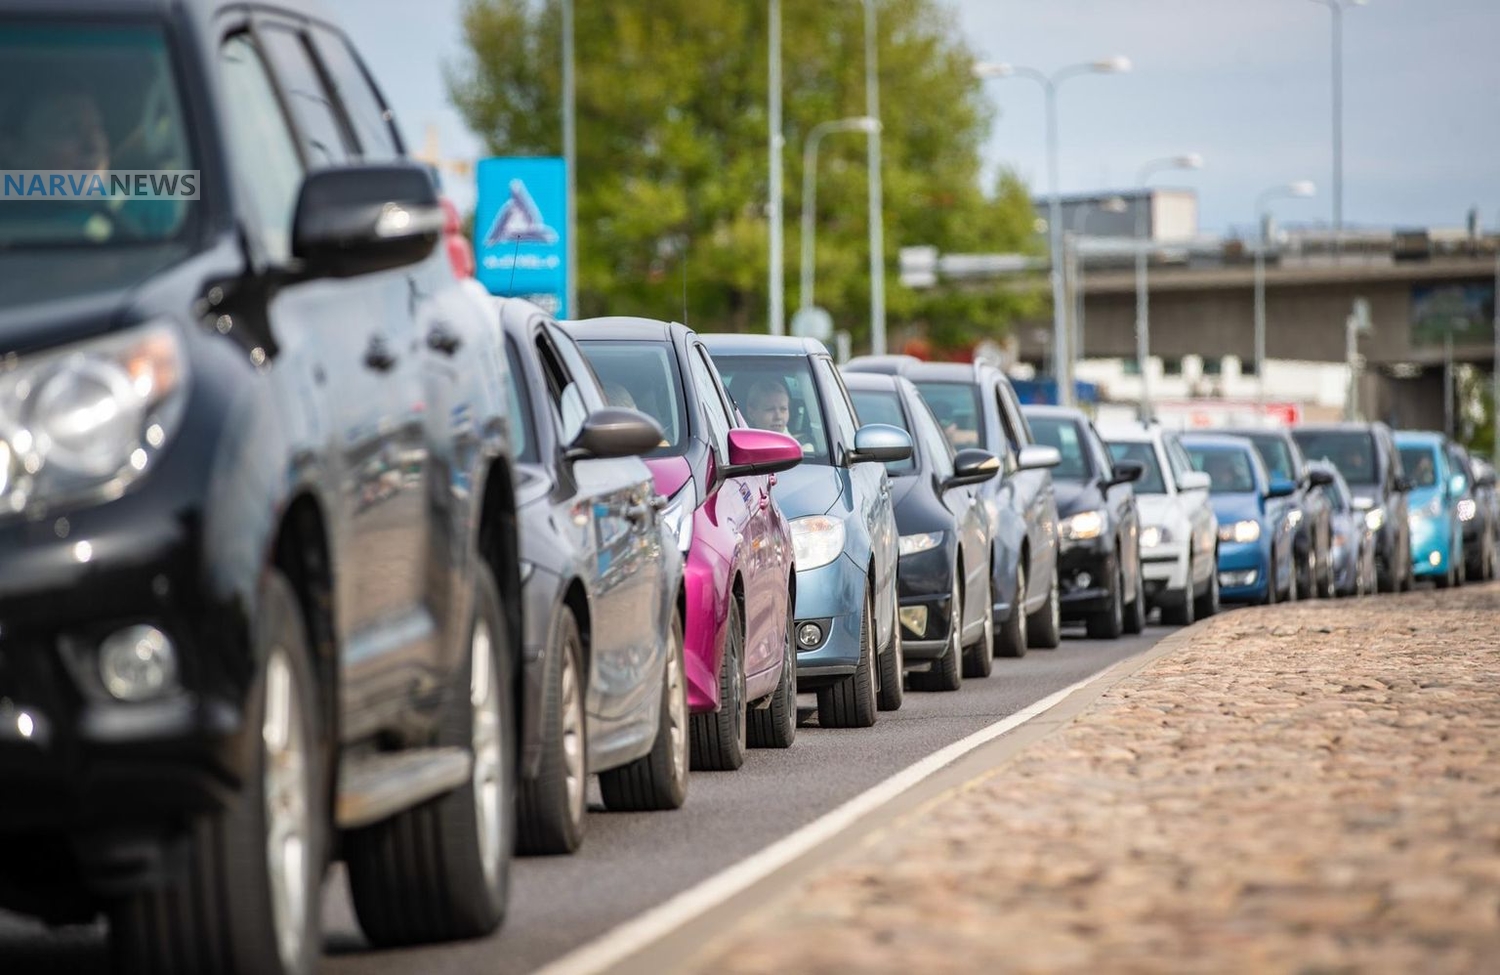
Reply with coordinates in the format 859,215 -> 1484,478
570,318 -> 804,770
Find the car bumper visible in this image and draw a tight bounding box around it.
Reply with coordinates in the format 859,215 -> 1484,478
1057,541 -> 1116,617
1140,543 -> 1188,605
1216,540 -> 1269,602
1409,514 -> 1454,577
791,554 -> 869,689
895,546 -> 957,662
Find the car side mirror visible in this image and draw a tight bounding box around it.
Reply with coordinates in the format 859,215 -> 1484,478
1394,475 -> 1414,493
292,164 -> 443,278
1178,470 -> 1212,492
566,408 -> 664,461
848,423 -> 912,465
1449,473 -> 1467,497
943,449 -> 1001,490
1016,444 -> 1061,472
1104,460 -> 1145,489
1266,477 -> 1298,499
1307,467 -> 1335,488
720,428 -> 804,479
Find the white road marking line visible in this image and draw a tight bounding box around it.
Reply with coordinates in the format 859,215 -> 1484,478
530,663 -> 1126,975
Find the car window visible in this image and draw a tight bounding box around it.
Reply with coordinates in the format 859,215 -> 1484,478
502,337 -> 537,464
258,25 -> 351,167
1399,446 -> 1439,488
1027,415 -> 1093,481
0,22 -> 196,248
711,354 -> 831,464
1447,445 -> 1470,486
308,27 -> 400,160
688,348 -> 732,457
992,387 -> 1023,455
1293,430 -> 1378,486
217,33 -> 304,264
1106,441 -> 1166,494
1164,435 -> 1194,483
1185,446 -> 1257,494
576,339 -> 688,455
910,395 -> 955,480
997,381 -> 1034,446
1245,434 -> 1295,482
533,328 -> 587,444
814,357 -> 859,448
848,389 -> 915,476
912,381 -> 984,451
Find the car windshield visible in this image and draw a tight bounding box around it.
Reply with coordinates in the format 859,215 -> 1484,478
711,355 -> 832,464
1028,416 -> 1092,481
1106,441 -> 1166,494
848,389 -> 916,476
1292,430 -> 1378,486
912,381 -> 984,451
1246,434 -> 1295,481
575,340 -> 690,457
1185,446 -> 1257,494
0,22 -> 196,247
1399,446 -> 1439,488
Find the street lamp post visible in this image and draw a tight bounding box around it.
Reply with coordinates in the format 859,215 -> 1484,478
861,0 -> 887,355
1253,181 -> 1318,411
768,0 -> 784,335
974,56 -> 1131,407
1493,225 -> 1499,462
801,117 -> 881,313
1133,154 -> 1204,421
1308,0 -> 1367,258
561,0 -> 576,318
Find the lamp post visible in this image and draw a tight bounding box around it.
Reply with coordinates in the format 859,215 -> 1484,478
859,0 -> 887,354
1253,180 -> 1318,411
1308,0 -> 1367,258
561,0 -> 576,318
1068,196 -> 1127,369
974,56 -> 1131,406
801,117 -> 881,313
1493,223 -> 1499,462
1133,153 -> 1204,421
768,0 -> 784,334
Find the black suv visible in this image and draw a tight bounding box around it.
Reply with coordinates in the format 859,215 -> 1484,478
0,3 -> 520,972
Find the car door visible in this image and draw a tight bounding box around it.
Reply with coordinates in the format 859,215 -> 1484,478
996,378 -> 1057,607
914,395 -> 985,634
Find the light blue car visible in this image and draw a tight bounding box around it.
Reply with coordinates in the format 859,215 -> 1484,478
1395,431 -> 1467,587
703,335 -> 912,730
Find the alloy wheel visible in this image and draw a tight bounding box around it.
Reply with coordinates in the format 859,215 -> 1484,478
263,647 -> 311,975
470,620 -> 504,891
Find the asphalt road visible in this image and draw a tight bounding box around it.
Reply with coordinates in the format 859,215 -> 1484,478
0,623 -> 1168,975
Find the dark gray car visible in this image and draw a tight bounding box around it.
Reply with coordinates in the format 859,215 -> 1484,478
844,356 -> 1062,655
1292,422 -> 1413,592
1223,427 -> 1336,598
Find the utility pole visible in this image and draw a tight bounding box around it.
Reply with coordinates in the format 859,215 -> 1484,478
768,0 -> 784,335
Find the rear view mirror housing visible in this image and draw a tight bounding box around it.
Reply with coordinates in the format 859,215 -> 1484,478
848,424 -> 913,465
1016,444 -> 1061,472
1178,470 -> 1212,492
943,449 -> 1001,490
292,164 -> 444,277
1266,477 -> 1298,499
1105,460 -> 1145,489
1306,467 -> 1335,488
566,408 -> 664,461
720,428 -> 804,479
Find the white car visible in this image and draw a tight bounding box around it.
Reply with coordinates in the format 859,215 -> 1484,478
1101,422 -> 1220,625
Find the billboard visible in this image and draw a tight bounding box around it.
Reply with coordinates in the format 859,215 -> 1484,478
474,156 -> 568,318
1410,281 -> 1495,348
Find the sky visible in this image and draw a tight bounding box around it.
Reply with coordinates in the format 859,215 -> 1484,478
329,0 -> 1500,235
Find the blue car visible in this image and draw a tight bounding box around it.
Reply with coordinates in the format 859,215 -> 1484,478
1395,431 -> 1468,587
1181,434 -> 1299,605
704,336 -> 912,729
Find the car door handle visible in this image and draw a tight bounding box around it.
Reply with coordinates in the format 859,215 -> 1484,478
427,326 -> 462,355
363,339 -> 397,373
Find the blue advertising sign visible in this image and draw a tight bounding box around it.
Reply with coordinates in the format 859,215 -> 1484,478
474,156 -> 568,318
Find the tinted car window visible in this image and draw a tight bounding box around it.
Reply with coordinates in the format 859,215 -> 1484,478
1245,434 -> 1296,481
1185,446 -> 1257,494
1292,431 -> 1379,486
1107,441 -> 1166,494
218,33 -> 304,263
913,381 -> 984,450
1399,446 -> 1439,488
576,339 -> 688,455
910,395 -> 955,480
848,389 -> 915,476
993,387 -> 1022,454
534,331 -> 588,443
1028,416 -> 1093,481
0,23 -> 195,247
687,348 -> 732,456
715,355 -> 831,463
258,25 -> 351,166
502,337 -> 537,464
309,27 -> 400,160
815,357 -> 858,447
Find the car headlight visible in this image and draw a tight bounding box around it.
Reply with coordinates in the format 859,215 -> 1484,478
0,321 -> 187,516
1139,525 -> 1171,549
790,515 -> 846,570
1365,507 -> 1385,531
1061,509 -> 1105,541
898,531 -> 944,557
1218,519 -> 1261,543
660,482 -> 697,553
1457,498 -> 1477,522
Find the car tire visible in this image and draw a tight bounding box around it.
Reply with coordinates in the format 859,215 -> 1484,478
347,563 -> 513,947
110,571 -> 326,975
817,588 -> 878,728
690,597 -> 748,772
1085,560 -> 1125,640
994,557 -> 1026,659
1122,562 -> 1147,635
1193,555 -> 1220,619
1162,557 -> 1195,627
747,595 -> 798,749
516,609 -> 587,856
1027,564 -> 1063,650
962,564 -> 997,676
600,612 -> 690,808
875,599 -> 905,712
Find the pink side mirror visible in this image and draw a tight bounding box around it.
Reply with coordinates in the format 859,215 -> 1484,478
723,428 -> 803,477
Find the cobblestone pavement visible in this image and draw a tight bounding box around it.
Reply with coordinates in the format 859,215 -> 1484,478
685,586 -> 1500,974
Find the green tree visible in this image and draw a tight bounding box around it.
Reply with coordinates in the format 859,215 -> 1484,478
448,0 -> 1041,352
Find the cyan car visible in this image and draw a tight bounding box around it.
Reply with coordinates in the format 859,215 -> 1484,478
1181,434 -> 1299,605
1396,431 -> 1467,587
704,336 -> 911,729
